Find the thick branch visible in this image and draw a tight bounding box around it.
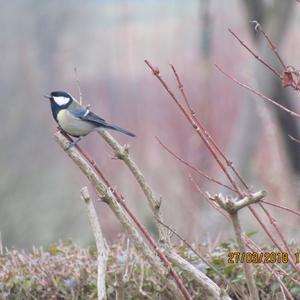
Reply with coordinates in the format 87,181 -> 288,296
98,131 -> 169,243
55,134 -> 168,288
54,131 -> 188,299
167,251 -> 232,300
211,191 -> 266,213
80,187 -> 108,300
210,191 -> 264,300
231,213 -> 259,300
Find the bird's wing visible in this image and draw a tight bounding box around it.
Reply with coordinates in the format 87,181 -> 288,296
68,102 -> 107,126
69,102 -> 135,137
80,111 -> 107,126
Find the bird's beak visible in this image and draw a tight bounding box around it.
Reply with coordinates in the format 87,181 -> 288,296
43,94 -> 52,100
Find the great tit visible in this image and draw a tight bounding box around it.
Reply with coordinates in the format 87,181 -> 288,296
45,91 -> 135,147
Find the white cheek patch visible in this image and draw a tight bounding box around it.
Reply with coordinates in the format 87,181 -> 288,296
53,96 -> 70,106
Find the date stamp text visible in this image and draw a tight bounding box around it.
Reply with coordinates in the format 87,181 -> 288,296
228,251 -> 300,264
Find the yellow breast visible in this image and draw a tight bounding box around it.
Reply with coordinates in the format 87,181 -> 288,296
57,109 -> 96,137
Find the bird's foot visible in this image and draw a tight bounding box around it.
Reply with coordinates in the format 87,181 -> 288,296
66,137 -> 82,150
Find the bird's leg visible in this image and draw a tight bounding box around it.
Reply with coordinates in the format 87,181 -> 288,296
56,126 -> 83,150
66,137 -> 82,150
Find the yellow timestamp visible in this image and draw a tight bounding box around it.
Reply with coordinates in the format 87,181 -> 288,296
227,251 -> 300,264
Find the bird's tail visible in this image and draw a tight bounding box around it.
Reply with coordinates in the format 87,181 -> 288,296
98,124 -> 136,137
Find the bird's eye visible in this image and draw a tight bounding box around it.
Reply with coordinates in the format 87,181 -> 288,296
53,96 -> 70,106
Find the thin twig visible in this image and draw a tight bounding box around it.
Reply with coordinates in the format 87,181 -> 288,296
215,63 -> 300,274
188,174 -> 230,220
228,28 -> 281,78
245,238 -> 298,298
96,174 -> 192,300
261,200 -> 300,217
138,260 -> 152,300
170,64 -> 195,115
215,64 -> 300,118
247,205 -> 300,276
259,203 -> 299,269
156,136 -> 237,193
156,217 -> 237,299
145,59 -> 244,195
147,59 -> 300,282
0,232 -> 3,255
170,64 -> 249,190
55,130 -> 191,300
55,132 -> 176,296
250,21 -> 287,69
277,274 -> 292,300
74,67 -> 83,105
288,134 -> 300,144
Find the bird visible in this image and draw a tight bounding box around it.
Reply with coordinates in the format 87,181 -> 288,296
44,91 -> 135,148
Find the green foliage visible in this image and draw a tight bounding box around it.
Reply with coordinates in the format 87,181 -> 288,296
0,239 -> 299,299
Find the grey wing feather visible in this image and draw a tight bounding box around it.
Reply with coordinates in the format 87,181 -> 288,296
68,104 -> 106,125
80,111 -> 107,126
68,105 -> 88,118
69,104 -> 135,137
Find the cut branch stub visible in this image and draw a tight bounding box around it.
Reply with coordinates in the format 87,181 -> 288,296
210,191 -> 266,214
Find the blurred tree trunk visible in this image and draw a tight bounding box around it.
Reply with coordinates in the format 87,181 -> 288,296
227,0 -> 299,202
242,0 -> 300,171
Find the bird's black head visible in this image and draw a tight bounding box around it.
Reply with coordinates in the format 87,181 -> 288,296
45,91 -> 74,122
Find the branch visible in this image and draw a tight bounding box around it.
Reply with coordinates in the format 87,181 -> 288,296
210,191 -> 266,213
216,32 -> 300,275
54,131 -> 191,300
247,205 -> 300,275
188,174 -> 230,220
156,218 -> 238,299
98,130 -> 169,243
74,67 -> 83,105
230,212 -> 260,300
80,187 -> 108,300
250,21 -> 286,69
215,64 -> 300,118
288,134 -> 300,144
210,192 -> 300,279
54,132 -> 162,271
245,237 -> 298,299
146,59 -> 300,280
166,251 -> 232,300
228,28 -> 281,78
144,59 -> 244,195
259,203 -> 299,270
156,136 -> 237,193
261,200 -> 300,217
169,64 -> 249,191
210,192 -> 266,300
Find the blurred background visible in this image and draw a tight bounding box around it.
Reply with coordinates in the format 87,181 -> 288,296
1,0 -> 300,249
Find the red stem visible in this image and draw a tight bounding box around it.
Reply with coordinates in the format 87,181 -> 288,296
145,59 -> 244,195
261,200 -> 300,217
188,174 -> 230,221
215,64 -> 300,118
170,64 -> 249,190
156,136 -> 237,193
228,28 -> 281,78
252,22 -> 287,69
72,138 -> 192,300
259,203 -> 299,269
